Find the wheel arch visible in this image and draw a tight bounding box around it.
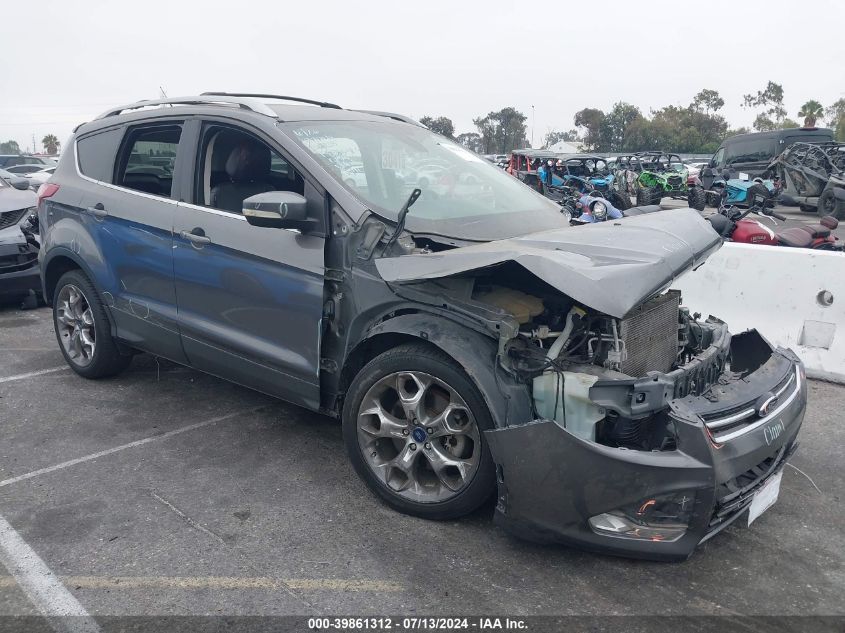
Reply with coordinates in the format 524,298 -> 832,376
42,249 -> 118,334
338,312 -> 532,430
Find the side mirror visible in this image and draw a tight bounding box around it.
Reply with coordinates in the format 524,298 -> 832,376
11,178 -> 30,191
242,191 -> 316,232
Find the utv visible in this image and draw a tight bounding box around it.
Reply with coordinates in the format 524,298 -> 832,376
634,152 -> 706,211
557,155 -> 631,210
767,142 -> 845,219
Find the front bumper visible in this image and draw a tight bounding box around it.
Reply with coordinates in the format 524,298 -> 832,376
0,231 -> 40,297
485,348 -> 806,561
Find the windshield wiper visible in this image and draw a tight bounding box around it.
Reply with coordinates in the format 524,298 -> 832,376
383,188 -> 421,252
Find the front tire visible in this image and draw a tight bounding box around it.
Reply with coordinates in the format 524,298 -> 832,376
687,186 -> 706,211
818,188 -> 845,220
342,343 -> 496,520
608,190 -> 631,211
52,270 -> 131,378
637,185 -> 662,207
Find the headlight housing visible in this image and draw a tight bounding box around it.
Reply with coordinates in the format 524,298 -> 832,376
588,491 -> 696,542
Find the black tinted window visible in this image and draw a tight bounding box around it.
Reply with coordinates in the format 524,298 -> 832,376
77,127 -> 123,182
725,138 -> 776,164
115,125 -> 182,198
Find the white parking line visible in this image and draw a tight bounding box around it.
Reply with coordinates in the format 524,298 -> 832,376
0,407 -> 265,489
0,366 -> 69,384
0,512 -> 101,633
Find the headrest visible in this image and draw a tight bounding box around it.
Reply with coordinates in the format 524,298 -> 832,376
225,141 -> 271,182
820,216 -> 838,229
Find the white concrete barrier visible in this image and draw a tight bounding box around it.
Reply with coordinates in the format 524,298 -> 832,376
672,242 -> 845,383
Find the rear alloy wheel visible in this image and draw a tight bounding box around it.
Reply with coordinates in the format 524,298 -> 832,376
687,186 -> 706,211
342,344 -> 495,519
818,188 -> 845,220
53,270 -> 131,378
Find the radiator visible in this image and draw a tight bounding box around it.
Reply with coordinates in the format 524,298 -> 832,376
619,290 -> 680,376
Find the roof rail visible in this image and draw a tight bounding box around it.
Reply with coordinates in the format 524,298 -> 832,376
95,96 -> 278,120
201,92 -> 342,109
352,110 -> 425,127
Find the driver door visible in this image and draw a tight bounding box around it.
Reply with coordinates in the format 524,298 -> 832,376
172,120 -> 326,410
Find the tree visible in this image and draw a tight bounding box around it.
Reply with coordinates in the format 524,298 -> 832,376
419,116 -> 455,138
42,134 -> 60,155
827,98 -> 845,141
692,89 -> 725,115
743,81 -> 787,131
0,140 -> 20,154
456,132 -> 483,153
473,107 -> 528,154
542,129 -> 580,149
602,102 -> 643,151
797,100 -> 824,127
574,108 -> 606,151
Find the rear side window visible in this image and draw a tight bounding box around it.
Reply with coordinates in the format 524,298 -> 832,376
77,127 -> 123,182
725,138 -> 775,164
115,124 -> 182,198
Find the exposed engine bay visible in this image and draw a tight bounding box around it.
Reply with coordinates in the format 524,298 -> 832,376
404,263 -> 733,454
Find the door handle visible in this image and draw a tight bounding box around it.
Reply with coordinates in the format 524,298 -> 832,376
180,228 -> 212,245
86,203 -> 108,218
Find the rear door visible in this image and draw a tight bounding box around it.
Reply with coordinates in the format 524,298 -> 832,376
171,119 -> 326,410
74,121 -> 187,362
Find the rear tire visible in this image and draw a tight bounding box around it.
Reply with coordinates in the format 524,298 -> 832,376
342,343 -> 496,520
818,188 -> 845,220
52,270 -> 131,379
687,186 -> 706,211
608,190 -> 631,211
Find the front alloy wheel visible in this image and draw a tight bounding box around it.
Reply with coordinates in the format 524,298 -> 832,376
356,371 -> 481,503
56,284 -> 96,367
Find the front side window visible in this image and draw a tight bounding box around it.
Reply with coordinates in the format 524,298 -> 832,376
194,124 -> 304,214
115,125 -> 182,198
282,119 -> 565,241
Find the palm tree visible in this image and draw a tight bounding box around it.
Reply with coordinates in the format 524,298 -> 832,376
42,134 -> 60,155
798,100 -> 825,128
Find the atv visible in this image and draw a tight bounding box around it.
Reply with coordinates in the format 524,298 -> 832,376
767,142 -> 845,219
632,152 -> 707,211
556,155 -> 631,210
700,168 -> 779,209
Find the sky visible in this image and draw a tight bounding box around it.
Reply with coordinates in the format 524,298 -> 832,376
1,0 -> 843,153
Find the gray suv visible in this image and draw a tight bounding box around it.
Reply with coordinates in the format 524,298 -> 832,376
38,93 -> 806,560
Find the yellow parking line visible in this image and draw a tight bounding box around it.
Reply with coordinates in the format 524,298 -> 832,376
0,576 -> 402,592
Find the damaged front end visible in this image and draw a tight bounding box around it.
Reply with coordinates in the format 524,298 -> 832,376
375,210 -> 806,560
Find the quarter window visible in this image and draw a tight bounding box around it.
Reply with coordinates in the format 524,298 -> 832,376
115,125 -> 182,198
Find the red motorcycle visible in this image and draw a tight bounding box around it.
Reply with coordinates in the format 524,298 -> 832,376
707,192 -> 843,251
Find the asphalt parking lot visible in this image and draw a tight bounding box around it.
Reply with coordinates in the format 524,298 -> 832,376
1,300 -> 843,628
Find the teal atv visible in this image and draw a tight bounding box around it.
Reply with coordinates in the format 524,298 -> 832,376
633,152 -> 707,211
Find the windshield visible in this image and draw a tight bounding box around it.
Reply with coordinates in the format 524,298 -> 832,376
281,119 -> 567,241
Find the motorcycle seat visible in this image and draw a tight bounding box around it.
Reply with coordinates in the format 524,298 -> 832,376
776,228 -> 814,248
798,225 -> 830,239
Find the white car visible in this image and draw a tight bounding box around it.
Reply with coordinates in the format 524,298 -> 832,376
25,166 -> 56,188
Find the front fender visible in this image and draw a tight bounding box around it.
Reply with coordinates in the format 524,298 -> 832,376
364,313 -> 532,430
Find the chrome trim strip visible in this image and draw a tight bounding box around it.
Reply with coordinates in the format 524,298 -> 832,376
704,373 -> 797,431
178,201 -> 248,221
704,408 -> 756,430
713,370 -> 802,443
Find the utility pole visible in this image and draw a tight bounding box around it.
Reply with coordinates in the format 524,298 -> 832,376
531,105 -> 535,148
32,133 -> 36,154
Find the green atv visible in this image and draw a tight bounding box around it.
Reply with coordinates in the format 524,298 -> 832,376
633,152 -> 707,211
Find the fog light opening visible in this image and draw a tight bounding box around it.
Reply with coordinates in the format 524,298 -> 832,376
588,492 -> 695,543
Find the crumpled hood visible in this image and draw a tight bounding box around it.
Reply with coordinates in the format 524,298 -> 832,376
375,208 -> 721,318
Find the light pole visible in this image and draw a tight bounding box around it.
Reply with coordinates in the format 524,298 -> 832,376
531,105 -> 535,148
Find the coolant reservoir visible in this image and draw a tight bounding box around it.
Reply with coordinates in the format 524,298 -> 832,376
532,371 -> 605,441
473,287 -> 544,325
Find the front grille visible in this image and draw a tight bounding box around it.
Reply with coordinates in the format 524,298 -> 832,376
703,369 -> 799,442
0,252 -> 38,273
701,442 -> 796,542
667,175 -> 683,189
0,208 -> 26,230
619,290 -> 680,376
